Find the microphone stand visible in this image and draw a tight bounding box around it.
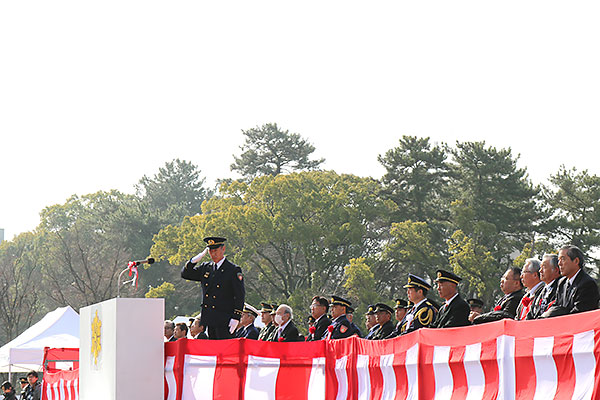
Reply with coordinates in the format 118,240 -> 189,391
117,266 -> 136,298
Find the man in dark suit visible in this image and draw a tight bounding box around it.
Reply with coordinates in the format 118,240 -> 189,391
181,236 -> 245,339
473,267 -> 524,324
528,254 -> 561,319
234,304 -> 261,339
369,303 -> 395,340
190,318 -> 209,339
543,245 -> 600,317
432,270 -> 470,328
306,296 -> 331,341
326,296 -> 361,339
515,258 -> 545,320
271,304 -> 302,342
164,320 -> 177,342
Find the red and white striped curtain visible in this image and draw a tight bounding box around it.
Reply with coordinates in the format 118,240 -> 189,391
165,309 -> 600,399
41,369 -> 79,400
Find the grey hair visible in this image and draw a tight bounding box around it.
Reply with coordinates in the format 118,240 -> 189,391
525,258 -> 541,276
277,304 -> 293,319
542,253 -> 559,269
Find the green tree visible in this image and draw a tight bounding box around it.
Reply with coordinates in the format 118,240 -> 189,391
541,166 -> 600,272
38,191 -> 137,309
450,141 -> 540,264
379,220 -> 442,297
145,282 -> 178,319
231,123 -> 325,179
150,171 -> 393,314
0,232 -> 44,341
447,229 -> 498,305
130,159 -> 212,304
343,257 -> 377,332
378,136 -> 451,224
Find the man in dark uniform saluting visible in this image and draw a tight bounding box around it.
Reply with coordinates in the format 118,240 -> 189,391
181,236 -> 245,339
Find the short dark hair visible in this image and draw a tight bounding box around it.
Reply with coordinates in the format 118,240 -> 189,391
561,245 -> 585,268
27,371 -> 38,378
311,296 -> 329,312
176,322 -> 188,334
1,381 -> 12,390
508,267 -> 523,287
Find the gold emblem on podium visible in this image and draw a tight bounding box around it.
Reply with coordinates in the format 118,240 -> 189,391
91,310 -> 102,366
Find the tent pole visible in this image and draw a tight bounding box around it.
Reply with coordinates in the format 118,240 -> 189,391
8,363 -> 11,382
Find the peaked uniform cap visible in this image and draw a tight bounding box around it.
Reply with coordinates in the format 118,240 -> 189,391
403,274 -> 432,290
260,302 -> 274,313
243,303 -> 259,317
435,269 -> 462,284
203,236 -> 227,249
375,303 -> 394,314
394,299 -> 410,309
330,295 -> 352,308
365,304 -> 377,315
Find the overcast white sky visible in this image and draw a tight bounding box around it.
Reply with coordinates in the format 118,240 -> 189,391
1,1 -> 599,240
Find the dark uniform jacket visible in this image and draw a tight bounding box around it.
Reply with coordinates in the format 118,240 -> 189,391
258,322 -> 276,341
527,279 -> 560,319
351,322 -> 363,338
272,320 -> 302,342
554,270 -> 600,314
369,320 -> 394,340
234,323 -> 260,339
432,294 -> 470,328
182,257 -> 245,326
327,315 -> 360,339
515,282 -> 545,320
306,314 -> 332,341
364,324 -> 379,340
390,299 -> 437,337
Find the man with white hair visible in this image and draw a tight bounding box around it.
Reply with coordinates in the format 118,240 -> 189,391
528,254 -> 561,319
271,304 -> 302,342
515,258 -> 545,320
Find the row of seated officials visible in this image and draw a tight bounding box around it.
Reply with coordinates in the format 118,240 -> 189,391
165,245 -> 599,342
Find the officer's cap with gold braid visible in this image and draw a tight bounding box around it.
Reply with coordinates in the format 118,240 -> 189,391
403,274 -> 432,290
270,304 -> 278,315
243,303 -> 259,318
375,303 -> 394,314
394,299 -> 410,309
203,236 -> 227,249
435,269 -> 462,285
330,295 -> 352,309
365,304 -> 377,315
259,302 -> 274,313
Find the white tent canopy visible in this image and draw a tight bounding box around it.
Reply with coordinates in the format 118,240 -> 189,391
0,306 -> 80,373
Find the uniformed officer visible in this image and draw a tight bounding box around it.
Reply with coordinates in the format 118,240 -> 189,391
326,296 -> 360,339
181,236 -> 245,339
385,299 -> 412,339
432,269 -> 471,328
258,302 -> 277,341
394,274 -> 437,336
369,303 -> 395,340
346,306 -> 363,338
234,304 -> 261,339
364,305 -> 379,340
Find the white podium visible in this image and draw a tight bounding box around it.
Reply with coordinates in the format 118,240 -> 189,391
79,298 -> 164,400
